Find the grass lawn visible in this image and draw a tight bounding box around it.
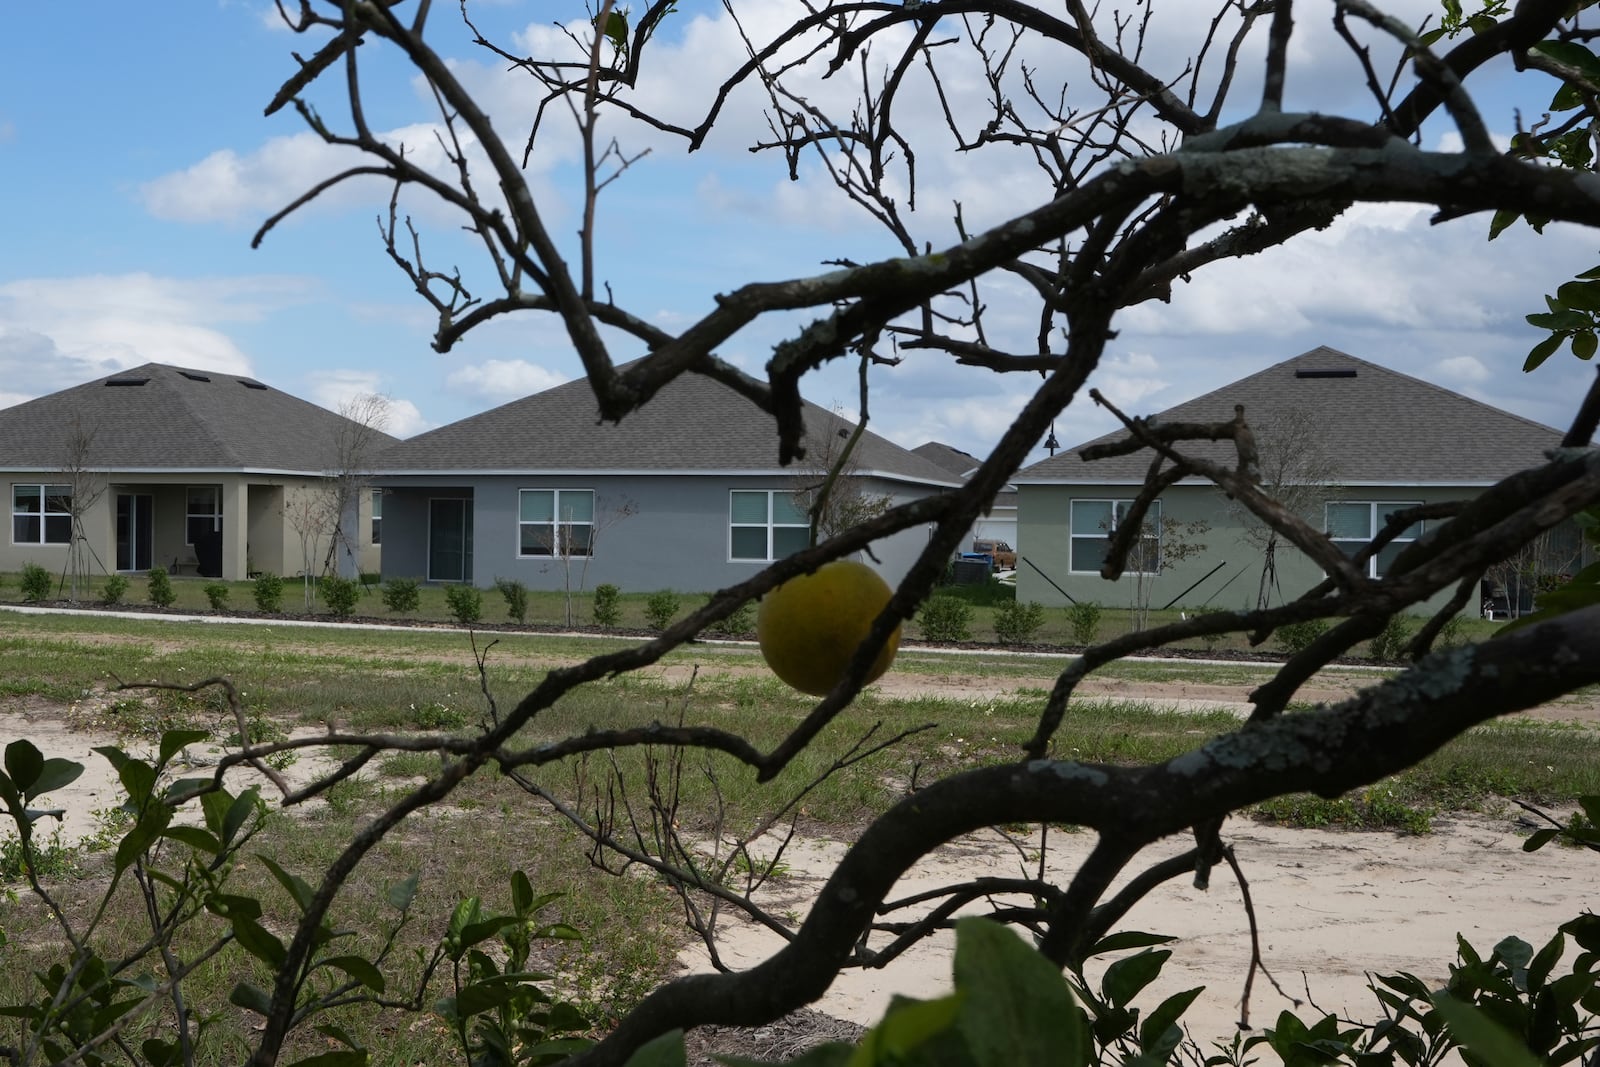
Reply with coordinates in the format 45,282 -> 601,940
0,608 -> 1593,1063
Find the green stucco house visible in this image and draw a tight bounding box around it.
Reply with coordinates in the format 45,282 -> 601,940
1013,347 -> 1577,617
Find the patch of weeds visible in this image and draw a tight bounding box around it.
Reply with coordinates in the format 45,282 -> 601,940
321,775 -> 378,818
0,826 -> 80,880
379,751 -> 438,779
1255,787 -> 1432,834
225,712 -> 298,771
413,699 -> 470,730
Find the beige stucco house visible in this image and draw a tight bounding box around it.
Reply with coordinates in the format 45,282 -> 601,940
1,363 -> 393,584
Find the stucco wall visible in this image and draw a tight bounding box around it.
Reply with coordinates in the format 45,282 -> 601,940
1017,482 -> 1485,617
375,474 -> 940,593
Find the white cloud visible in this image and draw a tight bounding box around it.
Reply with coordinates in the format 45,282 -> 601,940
0,274 -> 315,401
1434,355 -> 1491,385
303,369 -> 432,438
445,358 -> 570,402
1094,352 -> 1173,411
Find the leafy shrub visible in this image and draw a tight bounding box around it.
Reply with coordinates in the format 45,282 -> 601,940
592,583 -> 623,627
1065,600 -> 1102,646
253,571 -> 284,613
919,595 -> 973,642
1435,613 -> 1466,649
1369,613 -> 1416,662
644,589 -> 680,631
494,577 -> 529,624
19,562 -> 52,603
1275,618 -> 1328,655
716,599 -> 756,637
381,577 -> 421,614
203,582 -> 230,611
445,583 -> 483,625
100,573 -> 130,606
993,600 -> 1046,645
146,566 -> 176,608
319,575 -> 361,617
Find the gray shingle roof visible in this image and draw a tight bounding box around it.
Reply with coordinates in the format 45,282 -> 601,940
1015,347 -> 1564,485
0,363 -> 399,473
376,368 -> 960,486
911,441 -> 982,478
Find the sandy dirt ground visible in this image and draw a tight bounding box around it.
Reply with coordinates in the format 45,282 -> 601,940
2,660 -> 1597,1051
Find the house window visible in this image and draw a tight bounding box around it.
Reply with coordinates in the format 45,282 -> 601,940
186,487 -> 222,546
371,490 -> 383,546
519,489 -> 594,558
12,484 -> 72,545
730,490 -> 810,561
1069,499 -> 1160,574
1326,501 -> 1423,578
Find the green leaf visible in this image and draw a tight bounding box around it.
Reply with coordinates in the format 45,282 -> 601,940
161,825 -> 221,854
230,981 -> 273,1016
622,1030 -> 687,1067
1140,986 -> 1205,1054
1524,334 -> 1565,373
1104,948 -> 1172,1010
141,1038 -> 181,1067
158,729 -> 210,767
453,981 -> 521,1018
5,740 -> 43,793
950,917 -> 1085,1064
511,869 -> 534,914
387,872 -> 420,911
1557,280 -> 1600,312
114,805 -> 172,874
258,854 -> 314,913
164,777 -> 211,803
95,746 -> 157,808
231,915 -> 287,969
1087,930 -> 1177,957
847,994 -> 963,1067
223,787 -> 258,847
320,955 -> 385,993
314,1024 -> 365,1050
1523,828 -> 1560,852
1574,331 -> 1598,360
1431,993 -> 1544,1067
27,757 -> 83,800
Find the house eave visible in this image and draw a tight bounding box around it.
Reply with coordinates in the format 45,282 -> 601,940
0,467 -> 329,478
372,467 -> 962,488
1013,477 -> 1504,488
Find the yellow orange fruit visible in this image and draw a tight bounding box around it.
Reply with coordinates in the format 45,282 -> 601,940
757,559 -> 901,696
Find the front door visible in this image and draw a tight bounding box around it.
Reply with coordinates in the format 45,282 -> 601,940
116,493 -> 153,572
428,498 -> 472,582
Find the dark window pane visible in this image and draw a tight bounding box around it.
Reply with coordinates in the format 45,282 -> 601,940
1070,536 -> 1107,574
730,526 -> 767,560
14,516 -> 39,543
521,524 -> 554,555
566,524 -> 594,556
45,515 -> 72,544
772,526 -> 810,559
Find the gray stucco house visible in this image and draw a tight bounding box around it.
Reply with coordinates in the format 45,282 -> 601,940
911,441 -> 1019,552
1013,347 -> 1577,616
1,363 -> 392,582
370,368 -> 959,592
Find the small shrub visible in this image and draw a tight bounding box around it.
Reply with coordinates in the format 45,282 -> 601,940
19,563 -> 52,603
381,577 -> 421,614
919,595 -> 973,642
319,575 -> 361,617
1065,600 -> 1102,646
717,599 -> 756,637
1435,613 -> 1466,649
146,566 -> 176,608
445,583 -> 483,625
100,573 -> 130,606
1274,618 -> 1328,656
993,600 -> 1046,645
253,571 -> 284,613
202,582 -> 230,611
644,590 -> 680,631
494,577 -> 529,623
1369,613 -> 1416,662
593,583 -> 623,627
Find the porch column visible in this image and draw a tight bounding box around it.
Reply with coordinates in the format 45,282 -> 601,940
222,479 -> 250,580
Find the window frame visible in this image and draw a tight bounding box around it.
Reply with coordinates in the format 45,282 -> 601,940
729,489 -> 811,563
370,489 -> 383,546
12,483 -> 73,546
185,486 -> 222,547
517,488 -> 596,559
1325,500 -> 1424,578
1068,498 -> 1161,576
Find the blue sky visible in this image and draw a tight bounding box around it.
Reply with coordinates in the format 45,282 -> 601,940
2,1 -> 1597,464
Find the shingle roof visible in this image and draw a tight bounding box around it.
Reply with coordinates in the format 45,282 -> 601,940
376,368 -> 960,486
1015,347 -> 1564,485
0,363 -> 399,473
911,441 -> 982,478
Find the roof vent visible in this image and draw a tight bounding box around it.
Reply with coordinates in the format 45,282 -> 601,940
1295,369 -> 1358,379
179,371 -> 212,383
105,377 -> 149,387
237,378 -> 269,391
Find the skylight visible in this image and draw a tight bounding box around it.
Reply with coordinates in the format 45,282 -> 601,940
237,378 -> 269,391
105,377 -> 149,387
179,371 -> 212,382
1294,369 -> 1358,379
